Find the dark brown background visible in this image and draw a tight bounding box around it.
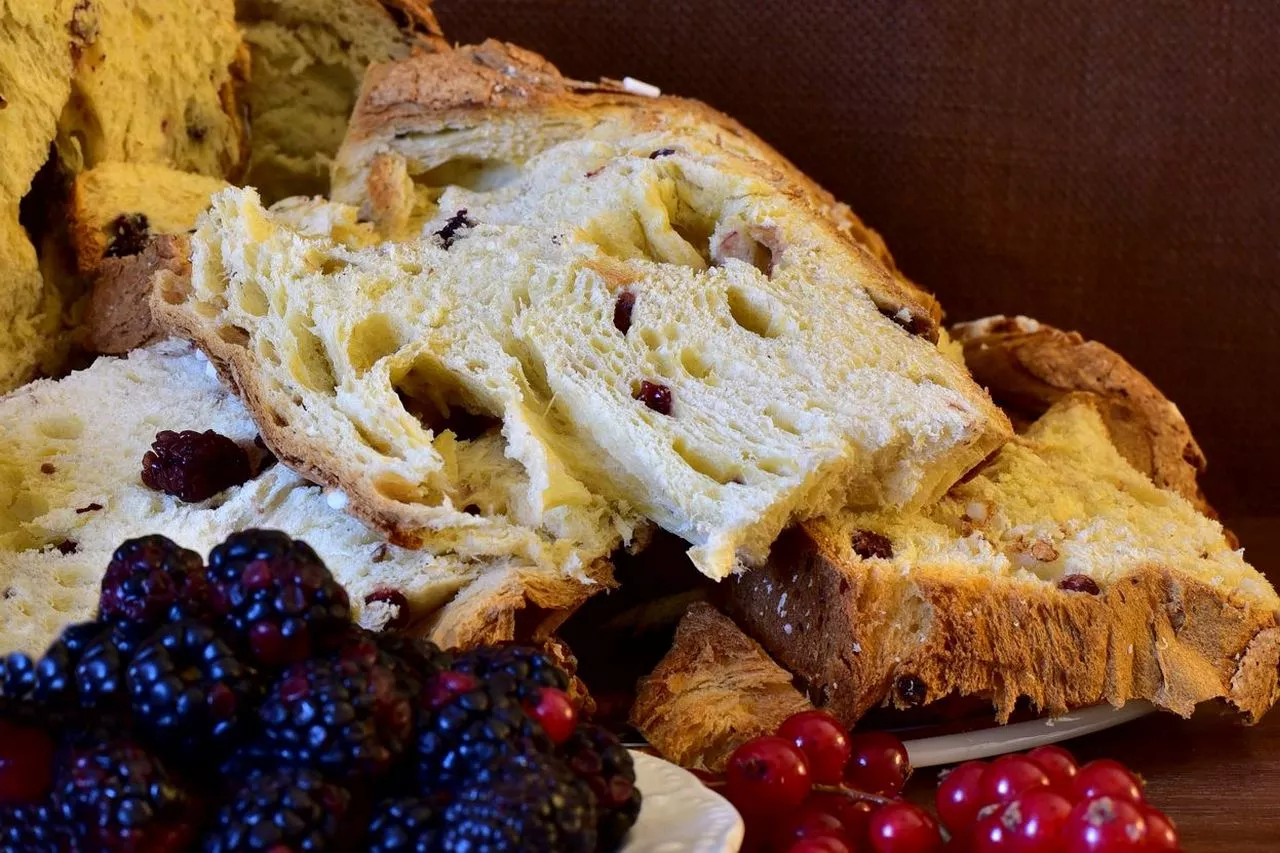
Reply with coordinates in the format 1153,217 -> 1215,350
433,0 -> 1280,519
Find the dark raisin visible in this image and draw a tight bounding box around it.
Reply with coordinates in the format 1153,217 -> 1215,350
39,463 -> 55,475
186,123 -> 207,142
1058,574 -> 1101,595
851,530 -> 894,560
614,291 -> 635,334
74,503 -> 103,514
634,380 -> 672,415
372,544 -> 391,563
649,148 -> 676,159
894,674 -> 927,707
585,166 -> 605,178
364,589 -> 411,631
55,540 -> 78,555
103,213 -> 150,258
434,209 -> 475,249
140,429 -> 253,503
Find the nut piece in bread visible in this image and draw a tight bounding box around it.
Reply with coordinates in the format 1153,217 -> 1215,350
0,341 -> 611,657
952,314 -> 1212,514
632,602 -> 812,771
728,394 -> 1280,725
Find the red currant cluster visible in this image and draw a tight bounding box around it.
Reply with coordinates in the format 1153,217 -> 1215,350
704,711 -> 1182,853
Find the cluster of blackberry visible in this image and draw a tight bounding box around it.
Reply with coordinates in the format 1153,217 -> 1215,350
0,529 -> 640,852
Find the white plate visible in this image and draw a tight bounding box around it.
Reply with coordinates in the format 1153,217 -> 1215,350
624,751 -> 744,853
901,701 -> 1154,768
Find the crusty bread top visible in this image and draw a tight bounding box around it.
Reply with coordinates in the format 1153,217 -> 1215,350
953,314 -> 1212,514
0,340 -> 610,656
333,40 -> 943,333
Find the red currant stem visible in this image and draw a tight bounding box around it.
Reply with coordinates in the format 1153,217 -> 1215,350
811,783 -> 896,807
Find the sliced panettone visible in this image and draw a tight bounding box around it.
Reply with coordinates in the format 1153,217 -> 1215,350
332,40 -> 942,330
153,155 -> 1007,579
0,341 -> 615,657
238,0 -> 445,201
728,394 -> 1280,726
952,314 -> 1211,515
631,603 -> 812,771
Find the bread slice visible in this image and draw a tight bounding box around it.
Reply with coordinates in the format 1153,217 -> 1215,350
631,602 -> 812,771
332,40 -> 942,332
0,340 -> 613,657
727,393 -> 1280,725
238,0 -> 445,202
952,314 -> 1212,515
154,144 -> 1008,579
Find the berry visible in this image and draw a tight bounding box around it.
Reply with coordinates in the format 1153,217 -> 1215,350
866,802 -> 942,852
1026,745 -> 1078,795
125,619 -> 259,754
439,756 -> 597,853
809,794 -> 874,842
0,800 -> 72,853
56,738 -> 197,853
843,730 -> 911,796
32,622 -> 107,713
774,801 -> 852,848
203,768 -> 352,853
420,670 -> 479,711
978,789 -> 1073,853
978,755 -> 1052,807
0,720 -> 54,804
206,529 -> 351,666
724,736 -> 812,819
936,760 -> 989,833
634,380 -> 673,415
0,653 -> 37,720
778,710 -> 852,785
373,632 -> 452,691
1072,759 -> 1145,804
1061,796 -> 1148,852
140,429 -> 252,503
259,648 -> 413,782
451,643 -> 570,703
529,687 -> 577,744
368,797 -> 438,853
559,723 -> 641,850
98,536 -> 210,638
72,628 -> 130,714
413,684 -> 550,790
1142,806 -> 1181,852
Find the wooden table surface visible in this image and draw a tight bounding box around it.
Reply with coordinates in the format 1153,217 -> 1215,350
906,518 -> 1280,852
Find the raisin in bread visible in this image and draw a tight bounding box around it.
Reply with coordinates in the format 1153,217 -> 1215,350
153,151 -> 1008,579
727,393 -> 1280,725
0,340 -> 614,657
631,602 -> 812,771
238,0 -> 444,201
331,40 -> 942,330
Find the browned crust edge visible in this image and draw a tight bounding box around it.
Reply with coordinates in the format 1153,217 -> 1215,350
726,526 -> 1280,727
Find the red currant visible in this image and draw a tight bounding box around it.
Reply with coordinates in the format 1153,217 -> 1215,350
1072,759 -> 1144,805
972,805 -> 1011,852
867,802 -> 943,852
810,793 -> 875,841
774,801 -> 853,848
1025,745 -> 1078,795
845,731 -> 911,796
978,755 -> 1051,807
1142,806 -> 1181,852
0,720 -> 54,804
527,687 -> 577,744
1062,796 -> 1149,852
778,710 -> 853,785
936,761 -> 989,833
725,736 -> 813,818
986,789 -> 1072,853
786,839 -> 853,853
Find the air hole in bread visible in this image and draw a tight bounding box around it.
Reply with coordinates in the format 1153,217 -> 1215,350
373,471 -> 442,505
413,157 -> 521,193
726,284 -> 789,338
269,409 -> 288,428
392,358 -> 502,443
638,327 -> 662,350
680,348 -> 713,379
711,228 -> 774,275
217,324 -> 250,346
672,437 -> 740,485
236,279 -> 269,317
765,404 -> 803,436
319,257 -> 348,276
286,317 -> 337,393
37,416 -> 84,440
347,314 -> 403,375
257,338 -> 279,364
352,422 -> 394,455
757,457 -> 798,477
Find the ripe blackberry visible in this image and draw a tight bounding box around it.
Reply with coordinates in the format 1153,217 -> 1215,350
0,652 -> 37,718
202,768 -> 351,853
0,800 -> 72,853
439,756 -> 597,853
56,738 -> 197,853
98,536 -> 211,641
126,620 -> 259,755
141,429 -> 253,503
259,648 -> 412,782
374,632 -> 453,684
367,797 -> 438,853
414,684 -> 551,791
206,529 -> 351,666
451,643 -> 570,703
560,724 -> 642,850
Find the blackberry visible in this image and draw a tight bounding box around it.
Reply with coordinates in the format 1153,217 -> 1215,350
439,756 -> 597,853
367,797 -> 438,853
126,620 -> 259,755
451,643 -> 570,703
71,628 -> 130,714
414,684 -> 551,791
202,768 -> 351,853
560,724 -> 642,850
56,738 -> 197,853
0,800 -> 71,853
258,648 -> 412,782
98,536 -> 211,642
206,529 -> 351,666
0,652 -> 37,717
374,632 -> 452,683
32,623 -> 104,713
140,429 -> 252,503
